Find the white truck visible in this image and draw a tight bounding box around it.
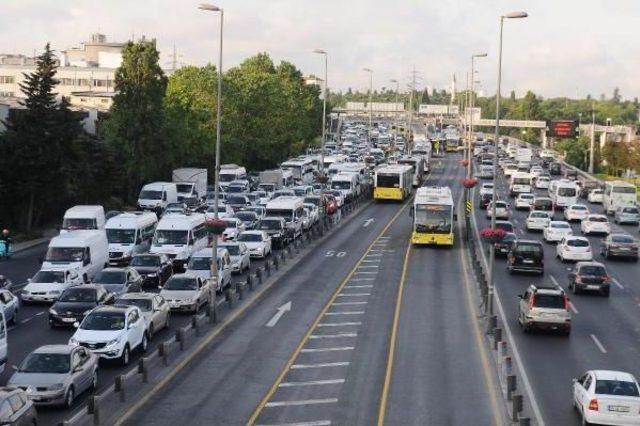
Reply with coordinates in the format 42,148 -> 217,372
218,164 -> 247,189
259,169 -> 285,191
603,181 -> 637,215
172,168 -> 208,201
516,148 -> 533,164
509,172 -> 533,197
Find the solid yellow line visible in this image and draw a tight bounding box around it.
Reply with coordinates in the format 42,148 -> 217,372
457,206 -> 502,425
247,201 -> 411,426
376,239 -> 412,426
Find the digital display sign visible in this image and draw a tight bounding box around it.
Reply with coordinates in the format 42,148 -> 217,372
547,120 -> 578,138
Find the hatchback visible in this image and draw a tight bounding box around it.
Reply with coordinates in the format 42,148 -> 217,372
614,206 -> 640,225
518,285 -> 570,335
507,240 -> 544,274
568,262 -> 611,296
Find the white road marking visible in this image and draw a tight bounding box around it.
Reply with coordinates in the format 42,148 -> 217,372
349,278 -> 375,281
325,311 -> 364,316
362,259 -> 381,263
35,312 -> 44,316
309,333 -> 357,339
357,265 -> 379,269
265,399 -> 338,408
365,253 -> 383,257
337,293 -> 370,297
257,421 -> 332,426
612,278 -> 624,289
291,362 -> 350,369
345,285 -> 373,289
332,301 -> 367,306
363,218 -> 374,227
317,322 -> 362,327
301,347 -> 354,353
265,301 -> 292,327
590,334 -> 607,354
279,379 -> 345,387
353,271 -> 377,275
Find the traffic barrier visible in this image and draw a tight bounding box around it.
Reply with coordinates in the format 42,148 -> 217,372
158,342 -> 168,366
88,395 -> 100,425
518,417 -> 531,426
487,315 -> 497,334
115,375 -> 126,402
512,394 -> 523,419
493,327 -> 502,350
191,316 -> 200,336
225,288 -> 233,308
256,269 -> 263,285
236,282 -> 244,301
273,256 -> 279,271
246,274 -> 253,291
176,329 -> 185,351
264,261 -> 271,276
138,358 -> 149,383
506,374 -> 517,400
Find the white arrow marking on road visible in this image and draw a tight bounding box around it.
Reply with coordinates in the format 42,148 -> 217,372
363,218 -> 374,227
266,301 -> 292,327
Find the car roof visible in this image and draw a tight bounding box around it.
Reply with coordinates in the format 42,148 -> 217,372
91,304 -> 133,313
592,370 -> 636,382
33,344 -> 76,354
565,236 -> 588,241
69,284 -> 101,291
241,230 -> 264,235
575,261 -> 605,268
117,292 -> 156,300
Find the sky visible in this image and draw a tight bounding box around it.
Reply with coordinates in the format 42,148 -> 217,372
4,0 -> 640,100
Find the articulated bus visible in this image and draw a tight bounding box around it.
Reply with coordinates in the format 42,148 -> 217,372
411,186 -> 455,246
374,165 -> 413,201
397,156 -> 426,187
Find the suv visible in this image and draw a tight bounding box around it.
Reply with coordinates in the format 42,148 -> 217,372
507,240 -> 544,275
69,305 -> 148,365
568,261 -> 611,297
256,216 -> 292,249
518,285 -> 571,335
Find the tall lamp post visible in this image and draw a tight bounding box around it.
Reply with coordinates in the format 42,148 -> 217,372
390,78 -> 400,143
199,2 -> 224,300
313,49 -> 328,179
469,53 -> 487,179
488,11 -> 528,321
363,68 -> 373,140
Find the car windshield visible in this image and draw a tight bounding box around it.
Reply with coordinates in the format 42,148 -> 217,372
611,235 -> 635,244
93,271 -> 126,284
414,204 -> 452,234
116,298 -> 152,312
222,245 -> 240,255
237,233 -> 263,242
153,230 -> 188,245
520,195 -> 534,200
164,277 -> 198,291
331,181 -> 352,190
225,220 -> 239,229
62,218 -> 97,230
531,212 -> 548,218
45,247 -> 85,262
227,196 -> 247,204
534,294 -> 565,309
552,223 -> 570,229
32,270 -> 65,283
226,186 -> 244,194
106,229 -> 136,244
258,220 -> 281,230
131,255 -> 161,267
81,312 -> 126,330
612,187 -> 636,194
595,380 -> 640,397
579,265 -> 606,276
187,257 -> 211,270
235,213 -> 255,221
19,353 -> 70,374
572,206 -> 587,211
139,190 -> 162,200
623,207 -> 639,213
495,223 -> 514,233
266,209 -> 293,222
59,288 -> 96,303
219,174 -> 236,182
567,239 -> 589,247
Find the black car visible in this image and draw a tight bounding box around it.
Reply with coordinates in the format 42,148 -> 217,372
0,387 -> 38,425
600,234 -> 639,261
568,261 -> 610,296
48,285 -> 114,327
130,253 -> 173,287
507,240 -> 544,274
256,217 -> 292,248
479,193 -> 494,210
549,162 -> 562,175
91,267 -> 143,296
494,232 -> 517,257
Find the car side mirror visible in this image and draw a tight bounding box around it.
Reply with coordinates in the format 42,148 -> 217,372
73,322 -> 80,328
11,365 -> 18,371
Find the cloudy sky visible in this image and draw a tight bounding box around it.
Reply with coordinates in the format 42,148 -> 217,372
4,0 -> 640,100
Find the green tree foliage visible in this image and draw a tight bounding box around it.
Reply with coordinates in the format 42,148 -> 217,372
103,40 -> 168,200
555,137 -> 589,169
0,44 -> 84,230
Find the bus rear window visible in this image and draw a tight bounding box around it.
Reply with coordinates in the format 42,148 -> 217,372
377,174 -> 399,188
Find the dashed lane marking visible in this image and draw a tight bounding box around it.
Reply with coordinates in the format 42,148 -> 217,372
265,399 -> 338,408
590,334 -> 607,354
308,333 -> 357,339
300,347 -> 354,353
291,362 -> 350,369
279,379 -> 345,388
324,312 -> 364,316
612,278 -> 624,289
317,322 -> 362,327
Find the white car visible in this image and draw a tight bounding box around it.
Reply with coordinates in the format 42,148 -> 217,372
543,221 -> 573,243
160,274 -> 212,313
479,183 -> 494,198
222,218 -> 246,241
69,305 -> 148,365
581,214 -> 610,236
486,201 -> 509,219
21,268 -> 83,303
557,236 -> 593,262
237,230 -> 272,258
535,176 -> 550,189
564,204 -> 590,222
526,211 -> 551,231
303,203 -> 320,226
530,167 -> 544,178
573,370 -> 640,426
220,242 -> 251,274
515,193 -> 535,210
588,189 -> 604,204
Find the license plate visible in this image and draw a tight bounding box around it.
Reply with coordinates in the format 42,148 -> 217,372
608,405 -> 630,413
587,285 -> 601,290
619,247 -> 630,251
523,260 -> 534,264
62,318 -> 76,323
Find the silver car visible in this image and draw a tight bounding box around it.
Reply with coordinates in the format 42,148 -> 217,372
8,345 -> 98,407
518,285 -> 571,336
614,206 -> 640,225
159,274 -> 212,313
115,293 -> 170,338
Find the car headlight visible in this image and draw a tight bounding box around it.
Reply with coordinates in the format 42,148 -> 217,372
106,338 -> 120,347
69,338 -> 79,346
49,308 -> 58,315
49,383 -> 64,391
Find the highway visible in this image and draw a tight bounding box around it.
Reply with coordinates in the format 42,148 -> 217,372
118,155 -> 503,426
472,163 -> 640,426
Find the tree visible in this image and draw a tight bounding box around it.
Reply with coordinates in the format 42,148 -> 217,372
103,39 -> 168,200
1,43 -> 83,230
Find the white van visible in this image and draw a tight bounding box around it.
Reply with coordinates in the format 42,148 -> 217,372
603,181 -> 637,215
61,205 -> 105,232
185,247 -> 231,291
331,173 -> 359,203
150,213 -> 208,270
509,172 -> 533,197
42,230 -> 109,283
138,182 -> 178,213
219,164 -> 247,189
105,212 -> 158,265
281,158 -> 315,185
265,196 -> 305,239
172,168 -> 208,201
552,180 -> 578,210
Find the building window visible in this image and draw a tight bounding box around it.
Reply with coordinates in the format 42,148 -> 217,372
100,98 -> 109,103
0,91 -> 13,97
0,76 -> 15,84
92,79 -> 109,88
59,78 -> 76,86
77,79 -> 90,87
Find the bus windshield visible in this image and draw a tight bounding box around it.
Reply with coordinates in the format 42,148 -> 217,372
376,174 -> 400,188
414,204 -> 452,234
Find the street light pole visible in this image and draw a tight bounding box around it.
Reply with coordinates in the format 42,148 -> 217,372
313,49 -> 328,178
199,2 -> 223,295
488,11 -> 527,321
363,68 -> 373,141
